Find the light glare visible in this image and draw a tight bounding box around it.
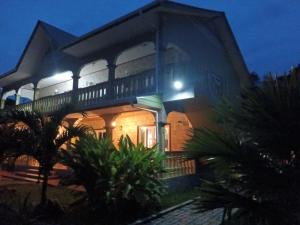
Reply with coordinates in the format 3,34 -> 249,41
173,80 -> 183,90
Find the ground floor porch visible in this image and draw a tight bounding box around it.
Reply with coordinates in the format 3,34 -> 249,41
9,104 -> 197,180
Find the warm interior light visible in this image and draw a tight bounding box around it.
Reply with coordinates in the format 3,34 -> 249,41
173,80 -> 183,90
51,71 -> 72,81
111,121 -> 116,127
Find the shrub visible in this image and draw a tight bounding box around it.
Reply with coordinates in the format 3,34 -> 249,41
60,135 -> 165,223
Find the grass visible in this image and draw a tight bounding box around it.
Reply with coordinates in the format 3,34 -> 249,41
1,183 -> 201,210
2,183 -> 80,208
161,187 -> 201,209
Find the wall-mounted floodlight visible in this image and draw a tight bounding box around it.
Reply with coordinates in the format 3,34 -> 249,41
111,121 -> 117,127
173,80 -> 183,90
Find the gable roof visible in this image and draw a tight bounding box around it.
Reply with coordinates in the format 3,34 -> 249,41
0,0 -> 249,88
40,21 -> 77,47
0,21 -> 77,87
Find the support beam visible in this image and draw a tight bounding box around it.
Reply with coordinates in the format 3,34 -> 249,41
107,61 -> 116,99
72,69 -> 80,105
102,114 -> 117,140
156,107 -> 167,152
0,99 -> 5,109
155,13 -> 164,93
15,94 -> 21,105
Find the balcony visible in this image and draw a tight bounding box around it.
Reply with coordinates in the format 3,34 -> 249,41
15,70 -> 155,114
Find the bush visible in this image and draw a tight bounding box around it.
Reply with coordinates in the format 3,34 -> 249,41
60,135 -> 165,224
186,73 -> 300,225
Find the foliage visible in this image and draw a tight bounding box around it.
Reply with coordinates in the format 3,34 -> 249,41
186,72 -> 300,225
59,134 -> 165,223
0,105 -> 89,205
0,186 -> 65,225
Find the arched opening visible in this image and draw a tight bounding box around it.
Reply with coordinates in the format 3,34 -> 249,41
164,43 -> 191,85
115,42 -> 155,79
79,59 -> 108,89
112,111 -> 156,147
15,154 -> 39,167
18,83 -> 34,104
77,116 -> 106,139
36,71 -> 73,99
2,90 -> 16,108
167,111 -> 192,151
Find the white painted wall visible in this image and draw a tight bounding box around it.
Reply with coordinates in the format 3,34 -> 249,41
79,60 -> 108,88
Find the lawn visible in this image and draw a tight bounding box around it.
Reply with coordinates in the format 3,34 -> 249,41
1,183 -> 79,208
0,183 -> 202,224
2,183 -> 201,209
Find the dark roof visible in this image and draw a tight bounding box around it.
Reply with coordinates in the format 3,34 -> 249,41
0,21 -> 77,79
61,0 -> 223,50
40,21 -> 77,47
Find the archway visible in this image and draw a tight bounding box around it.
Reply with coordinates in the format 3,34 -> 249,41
79,59 -> 108,89
115,42 -> 155,79
112,110 -> 156,147
18,83 -> 34,104
36,71 -> 73,99
1,90 -> 16,108
167,111 -> 192,151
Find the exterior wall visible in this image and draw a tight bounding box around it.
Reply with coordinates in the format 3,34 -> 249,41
167,112 -> 192,151
113,111 -> 155,146
79,117 -> 106,130
115,54 -> 155,79
79,60 -> 108,88
37,79 -> 73,98
161,14 -> 240,104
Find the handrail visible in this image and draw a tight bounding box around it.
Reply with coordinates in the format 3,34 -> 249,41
14,70 -> 156,114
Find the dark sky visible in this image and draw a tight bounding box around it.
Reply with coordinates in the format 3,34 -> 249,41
0,0 -> 299,77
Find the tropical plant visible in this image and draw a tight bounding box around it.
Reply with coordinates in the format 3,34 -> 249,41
60,134 -> 165,223
0,105 -> 89,206
186,71 -> 300,225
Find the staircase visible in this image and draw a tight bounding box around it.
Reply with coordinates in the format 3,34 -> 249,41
1,166 -> 59,183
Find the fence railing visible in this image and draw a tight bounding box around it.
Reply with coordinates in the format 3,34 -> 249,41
160,151 -> 196,179
33,91 -> 73,114
15,102 -> 33,111
13,70 -> 155,114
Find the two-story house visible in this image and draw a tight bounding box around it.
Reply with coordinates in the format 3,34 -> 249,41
0,1 -> 249,175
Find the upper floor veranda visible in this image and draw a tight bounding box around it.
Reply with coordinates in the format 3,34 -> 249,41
0,1 -> 249,114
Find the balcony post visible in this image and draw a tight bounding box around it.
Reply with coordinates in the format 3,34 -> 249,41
0,99 -> 4,109
155,13 -> 164,93
15,94 -> 21,105
0,92 -> 4,109
32,83 -> 39,111
102,114 -> 117,140
107,61 -> 116,99
72,69 -> 80,106
156,107 -> 167,152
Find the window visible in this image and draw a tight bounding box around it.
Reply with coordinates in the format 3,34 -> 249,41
164,124 -> 170,151
138,125 -> 171,150
95,129 -> 106,139
138,126 -> 156,148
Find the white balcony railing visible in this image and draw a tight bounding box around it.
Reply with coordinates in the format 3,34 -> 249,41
15,70 -> 155,114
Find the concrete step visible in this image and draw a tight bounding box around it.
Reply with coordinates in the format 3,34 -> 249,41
14,171 -> 58,180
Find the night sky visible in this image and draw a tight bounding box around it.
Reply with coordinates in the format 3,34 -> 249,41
0,0 -> 299,77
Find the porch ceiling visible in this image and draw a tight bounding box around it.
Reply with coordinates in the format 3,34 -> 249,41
66,104 -> 139,119
61,1 -> 221,58
62,10 -> 158,58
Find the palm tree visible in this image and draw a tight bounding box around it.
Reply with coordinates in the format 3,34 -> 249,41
0,105 -> 89,205
186,70 -> 300,225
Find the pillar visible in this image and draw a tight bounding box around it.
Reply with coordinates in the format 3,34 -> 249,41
72,69 -> 80,105
155,107 -> 167,152
32,83 -> 38,111
0,99 -> 5,109
155,13 -> 164,93
107,60 -> 116,99
102,114 -> 117,140
15,94 -> 21,105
